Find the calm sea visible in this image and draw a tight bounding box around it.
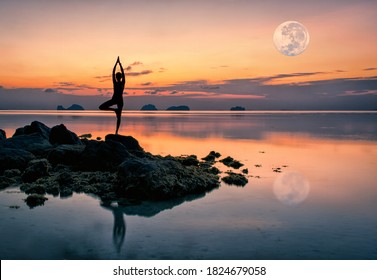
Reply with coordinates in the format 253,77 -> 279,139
0,110 -> 377,259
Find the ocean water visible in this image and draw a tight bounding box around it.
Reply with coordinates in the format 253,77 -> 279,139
0,110 -> 377,259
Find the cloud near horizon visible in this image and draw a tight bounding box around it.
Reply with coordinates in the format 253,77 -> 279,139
1,71 -> 377,110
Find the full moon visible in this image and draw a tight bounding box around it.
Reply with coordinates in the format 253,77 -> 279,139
273,21 -> 310,56
273,171 -> 310,206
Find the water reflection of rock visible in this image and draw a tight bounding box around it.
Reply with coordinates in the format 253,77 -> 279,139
119,192 -> 206,218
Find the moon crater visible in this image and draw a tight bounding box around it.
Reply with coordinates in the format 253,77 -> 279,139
273,21 -> 310,56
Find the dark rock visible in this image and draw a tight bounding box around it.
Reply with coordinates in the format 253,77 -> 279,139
242,168 -> 249,174
0,129 -> 6,140
48,144 -> 85,166
59,188 -> 73,198
23,185 -> 46,195
57,105 -> 65,110
0,148 -> 35,173
220,156 -> 244,169
222,172 -> 248,186
105,134 -> 143,152
1,133 -> 52,156
141,104 -> 158,110
13,121 -> 51,140
0,176 -> 17,190
117,157 -> 220,200
176,155 -> 199,166
24,194 -> 48,208
49,124 -> 82,145
57,171 -> 73,187
230,106 -> 246,111
3,169 -> 21,178
22,159 -> 50,183
202,151 -> 221,162
80,140 -> 133,170
166,105 -> 190,111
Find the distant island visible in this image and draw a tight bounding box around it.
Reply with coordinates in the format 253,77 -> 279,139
57,104 -> 85,110
230,106 -> 245,111
166,105 -> 190,111
140,104 -> 158,111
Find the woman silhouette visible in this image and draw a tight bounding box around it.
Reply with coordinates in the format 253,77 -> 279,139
99,56 -> 125,134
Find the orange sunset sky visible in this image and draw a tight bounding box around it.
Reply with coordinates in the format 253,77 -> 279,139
0,0 -> 376,110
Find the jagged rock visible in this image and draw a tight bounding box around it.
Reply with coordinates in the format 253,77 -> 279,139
222,172 -> 248,186
12,121 -> 51,140
22,159 -> 50,183
117,157 -> 220,200
0,133 -> 52,156
0,129 -> 6,140
49,124 -> 82,145
105,134 -> 143,152
0,148 -> 35,173
48,144 -> 85,166
24,194 -> 48,208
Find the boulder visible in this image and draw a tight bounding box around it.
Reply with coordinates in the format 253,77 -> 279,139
48,144 -> 85,166
0,133 -> 52,156
105,134 -> 143,152
79,140 -> 133,170
0,148 -> 35,173
13,121 -> 51,140
22,159 -> 51,183
117,157 -> 220,200
0,129 -> 6,140
220,156 -> 244,169
0,176 -> 17,190
49,124 -> 82,145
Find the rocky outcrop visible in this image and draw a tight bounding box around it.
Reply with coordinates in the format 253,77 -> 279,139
0,134 -> 52,156
118,156 -> 220,200
0,121 -> 250,209
49,124 -> 82,145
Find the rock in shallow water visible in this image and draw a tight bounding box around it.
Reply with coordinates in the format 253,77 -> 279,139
22,159 -> 51,183
117,157 -> 220,200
